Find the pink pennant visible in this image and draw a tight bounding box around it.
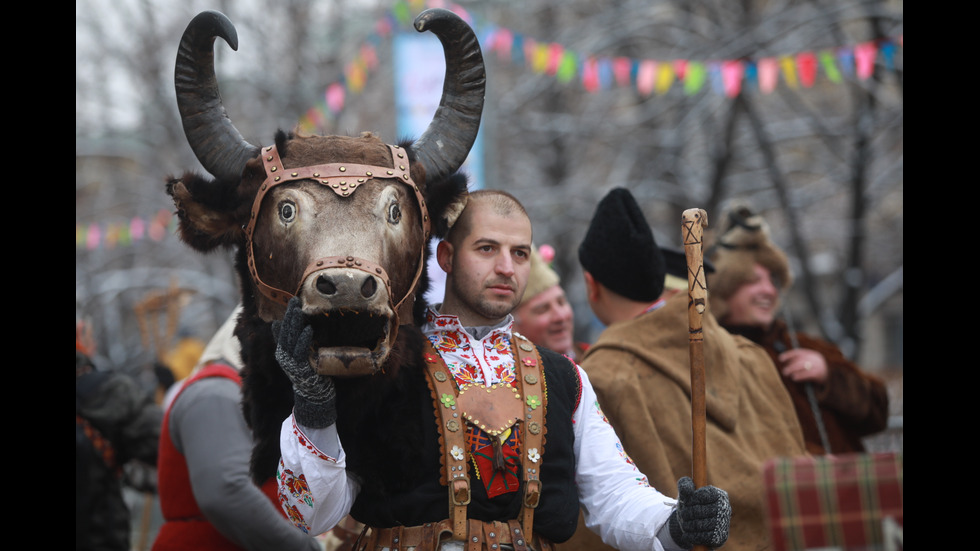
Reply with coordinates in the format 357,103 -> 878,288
130,217 -> 145,241
854,41 -> 878,79
86,224 -> 101,250
326,83 -> 345,113
636,60 -> 657,96
757,58 -> 778,93
490,28 -> 513,59
797,51 -> 817,87
721,60 -> 744,97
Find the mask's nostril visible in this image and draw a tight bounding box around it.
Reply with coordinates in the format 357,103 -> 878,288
316,274 -> 337,295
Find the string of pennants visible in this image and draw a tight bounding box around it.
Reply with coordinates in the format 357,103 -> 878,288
78,0 -> 901,250
76,209 -> 176,251
299,0 -> 902,132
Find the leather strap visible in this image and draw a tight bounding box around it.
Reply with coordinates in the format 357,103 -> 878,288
467,519 -> 483,551
423,343 -> 471,540
483,521 -> 502,551
508,519 -> 528,551
511,333 -> 546,545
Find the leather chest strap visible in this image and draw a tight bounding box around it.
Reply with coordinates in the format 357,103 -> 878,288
423,341 -> 471,541
512,332 -> 546,546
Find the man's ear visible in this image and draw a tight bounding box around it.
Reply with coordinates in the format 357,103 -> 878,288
583,271 -> 599,302
437,240 -> 454,274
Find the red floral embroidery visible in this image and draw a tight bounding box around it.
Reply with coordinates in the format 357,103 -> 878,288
292,419 -> 334,461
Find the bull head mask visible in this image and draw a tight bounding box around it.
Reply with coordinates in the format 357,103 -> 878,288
170,8 -> 484,376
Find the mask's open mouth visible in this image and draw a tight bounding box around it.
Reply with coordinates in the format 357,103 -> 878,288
308,308 -> 393,377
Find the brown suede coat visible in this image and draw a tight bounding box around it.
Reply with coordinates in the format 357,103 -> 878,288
564,293 -> 807,551
723,319 -> 890,456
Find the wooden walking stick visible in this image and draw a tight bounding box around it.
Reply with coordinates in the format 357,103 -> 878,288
682,208 -> 709,551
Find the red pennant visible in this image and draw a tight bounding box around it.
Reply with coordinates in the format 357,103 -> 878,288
582,57 -> 599,93
797,51 -> 818,87
673,59 -> 688,81
613,57 -> 632,87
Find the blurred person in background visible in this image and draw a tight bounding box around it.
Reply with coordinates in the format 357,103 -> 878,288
707,203 -> 889,455
76,321 -> 163,551
512,243 -> 590,361
153,305 -> 322,551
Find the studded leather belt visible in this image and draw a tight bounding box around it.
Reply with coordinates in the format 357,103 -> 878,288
355,519 -> 553,551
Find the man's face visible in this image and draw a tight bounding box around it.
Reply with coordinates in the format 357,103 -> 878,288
513,284 -> 574,354
440,203 -> 532,326
723,263 -> 780,327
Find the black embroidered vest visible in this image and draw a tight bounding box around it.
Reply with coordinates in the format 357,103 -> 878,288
344,344 -> 582,543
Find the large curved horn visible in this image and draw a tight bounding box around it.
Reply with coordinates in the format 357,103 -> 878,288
411,9 -> 486,186
175,11 -> 259,182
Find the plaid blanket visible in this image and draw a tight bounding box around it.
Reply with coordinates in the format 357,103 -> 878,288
763,452 -> 903,550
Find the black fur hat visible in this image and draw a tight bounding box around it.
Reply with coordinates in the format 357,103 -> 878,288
578,188 -> 665,302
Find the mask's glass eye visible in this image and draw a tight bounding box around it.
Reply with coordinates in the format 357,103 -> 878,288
388,202 -> 402,224
279,200 -> 296,223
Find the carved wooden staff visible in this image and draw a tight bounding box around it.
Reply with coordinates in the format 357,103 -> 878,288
682,208 -> 709,551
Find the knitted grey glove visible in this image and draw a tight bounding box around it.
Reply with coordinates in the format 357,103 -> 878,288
668,476 -> 731,550
272,297 -> 337,428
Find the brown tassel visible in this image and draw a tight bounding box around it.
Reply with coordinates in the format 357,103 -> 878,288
492,437 -> 506,471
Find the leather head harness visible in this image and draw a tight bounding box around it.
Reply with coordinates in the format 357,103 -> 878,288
243,143 -> 431,322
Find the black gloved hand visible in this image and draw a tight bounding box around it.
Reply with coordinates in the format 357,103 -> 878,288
668,476 -> 731,550
272,297 -> 337,428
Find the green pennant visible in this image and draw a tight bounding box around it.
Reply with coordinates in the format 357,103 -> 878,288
392,1 -> 411,26
819,50 -> 842,83
557,52 -> 577,83
684,62 -> 707,95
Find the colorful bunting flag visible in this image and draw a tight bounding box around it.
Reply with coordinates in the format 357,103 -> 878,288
797,51 -> 818,88
636,60 -> 657,96
722,60 -> 745,97
855,41 -> 878,79
758,57 -> 779,93
684,61 -> 707,95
